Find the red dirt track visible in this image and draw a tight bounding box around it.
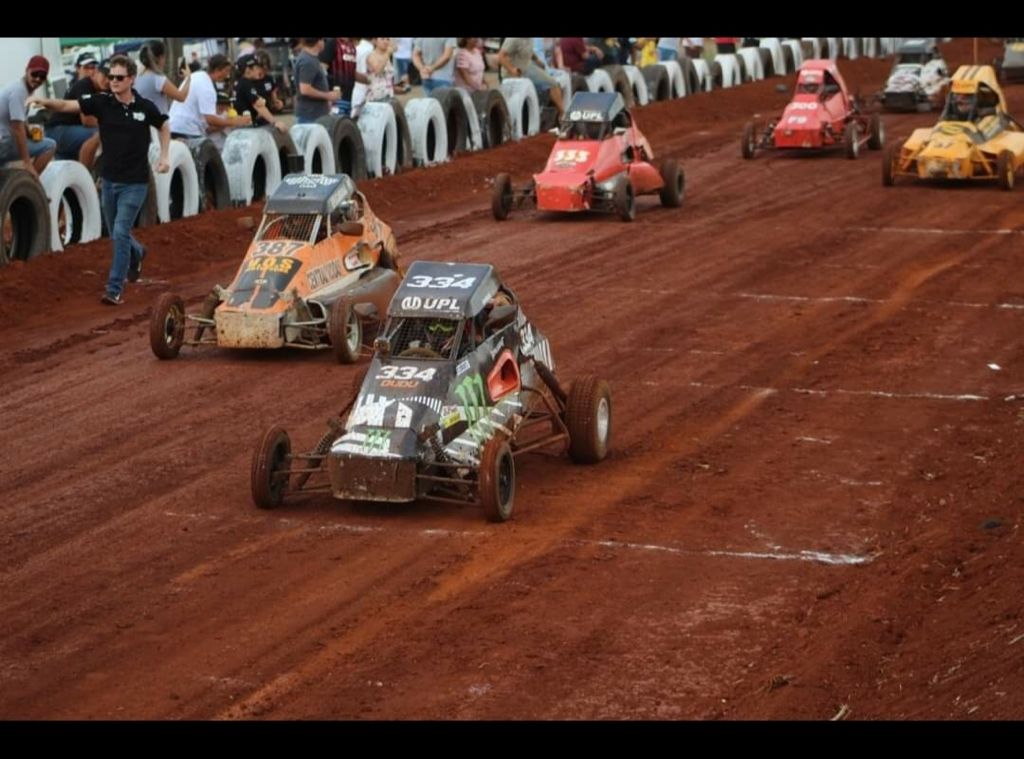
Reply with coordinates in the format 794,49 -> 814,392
2,39 -> 1022,720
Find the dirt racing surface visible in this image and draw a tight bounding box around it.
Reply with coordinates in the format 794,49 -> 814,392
1,38 -> 1022,720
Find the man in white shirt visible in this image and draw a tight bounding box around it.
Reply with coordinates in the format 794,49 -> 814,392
168,54 -> 250,139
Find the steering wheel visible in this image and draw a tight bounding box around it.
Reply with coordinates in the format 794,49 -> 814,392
398,346 -> 442,359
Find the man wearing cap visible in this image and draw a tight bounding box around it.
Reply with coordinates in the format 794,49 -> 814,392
45,53 -> 108,168
30,55 -> 170,305
168,54 -> 251,140
0,56 -> 57,178
234,54 -> 287,133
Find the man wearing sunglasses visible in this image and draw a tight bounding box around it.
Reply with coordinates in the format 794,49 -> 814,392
31,55 -> 170,306
0,55 -> 57,179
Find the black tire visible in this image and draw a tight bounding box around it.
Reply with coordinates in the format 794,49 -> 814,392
565,375 -> 612,464
658,159 -> 684,207
186,138 -> 231,211
742,122 -> 757,159
149,292 -> 185,360
315,114 -> 367,181
734,54 -> 748,83
471,89 -> 511,149
757,47 -> 774,78
251,426 -> 291,510
710,61 -> 723,89
678,57 -> 700,95
641,65 -> 670,101
601,65 -> 635,108
430,87 -> 469,157
385,98 -> 414,172
613,177 -> 635,222
844,123 -> 860,160
479,436 -> 515,523
781,45 -> 795,74
997,150 -> 1015,191
882,140 -> 901,187
328,296 -> 362,364
571,73 -> 589,96
0,168 -> 51,264
492,173 -> 512,220
262,125 -> 299,180
868,114 -> 884,150
55,185 -> 84,247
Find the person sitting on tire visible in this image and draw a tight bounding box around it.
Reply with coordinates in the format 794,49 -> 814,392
0,55 -> 57,180
498,38 -> 564,120
560,37 -> 604,76
44,53 -> 107,169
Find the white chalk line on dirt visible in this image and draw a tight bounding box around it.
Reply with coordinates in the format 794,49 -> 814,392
796,436 -> 833,444
682,380 -> 990,402
844,226 -> 1024,236
589,539 -> 873,566
736,292 -> 1024,311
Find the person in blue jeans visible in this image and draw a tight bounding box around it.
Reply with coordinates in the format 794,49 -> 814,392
31,54 -> 169,305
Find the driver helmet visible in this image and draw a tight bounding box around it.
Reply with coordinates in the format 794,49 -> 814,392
426,320 -> 456,353
953,93 -> 972,118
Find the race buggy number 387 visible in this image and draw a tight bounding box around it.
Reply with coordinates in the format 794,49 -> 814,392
251,261 -> 613,522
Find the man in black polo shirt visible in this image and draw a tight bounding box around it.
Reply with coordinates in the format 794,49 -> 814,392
32,54 -> 169,305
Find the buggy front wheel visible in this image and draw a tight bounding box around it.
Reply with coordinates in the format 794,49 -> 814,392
479,436 -> 516,523
251,426 -> 291,510
149,293 -> 185,360
329,297 -> 362,364
565,375 -> 612,464
492,173 -> 513,220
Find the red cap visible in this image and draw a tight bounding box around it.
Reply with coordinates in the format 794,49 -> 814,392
27,55 -> 50,74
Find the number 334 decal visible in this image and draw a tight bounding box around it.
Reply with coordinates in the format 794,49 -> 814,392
376,366 -> 437,381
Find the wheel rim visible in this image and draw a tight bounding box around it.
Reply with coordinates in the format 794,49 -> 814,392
346,309 -> 360,353
596,397 -> 610,443
163,305 -> 183,346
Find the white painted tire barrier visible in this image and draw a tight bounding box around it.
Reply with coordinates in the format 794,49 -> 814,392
802,38 -> 823,60
861,38 -> 880,58
499,78 -> 540,140
782,40 -> 804,71
404,97 -> 448,166
759,38 -> 784,76
622,64 -> 649,106
289,123 -> 336,175
826,38 -> 840,59
549,68 -> 572,102
454,88 -> 483,151
842,37 -> 860,59
356,102 -> 398,178
222,127 -> 282,206
737,47 -> 765,81
713,54 -> 742,88
148,136 -> 199,223
657,60 -> 686,98
691,58 -> 713,91
585,68 -> 614,94
40,160 -> 101,252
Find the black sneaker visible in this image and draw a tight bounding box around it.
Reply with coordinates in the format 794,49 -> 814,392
127,247 -> 146,283
101,292 -> 124,306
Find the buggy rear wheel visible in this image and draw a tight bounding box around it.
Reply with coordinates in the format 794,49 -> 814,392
844,122 -> 860,159
479,436 -> 515,523
882,140 -> 902,186
997,150 -> 1015,191
741,121 -> 757,159
149,293 -> 185,360
868,114 -> 884,150
329,297 -> 362,364
251,426 -> 291,509
492,173 -> 513,220
658,159 -> 685,207
613,178 -> 635,222
565,375 -> 612,464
